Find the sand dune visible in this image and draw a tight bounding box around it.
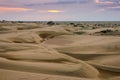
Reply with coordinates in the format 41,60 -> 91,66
0,57 -> 99,78
52,35 -> 120,54
0,69 -> 99,80
87,55 -> 120,72
0,42 -> 99,78
0,22 -> 120,80
0,43 -> 39,52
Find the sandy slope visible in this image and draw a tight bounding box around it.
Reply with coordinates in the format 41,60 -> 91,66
0,69 -> 99,80
0,24 -> 120,80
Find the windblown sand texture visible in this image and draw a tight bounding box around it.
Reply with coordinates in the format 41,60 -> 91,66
0,22 -> 120,80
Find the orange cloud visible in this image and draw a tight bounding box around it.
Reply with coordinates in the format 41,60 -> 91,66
0,7 -> 31,12
47,10 -> 63,13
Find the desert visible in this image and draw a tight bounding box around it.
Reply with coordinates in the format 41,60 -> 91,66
0,21 -> 120,80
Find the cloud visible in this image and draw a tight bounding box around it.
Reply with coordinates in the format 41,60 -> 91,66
25,0 -> 89,7
95,0 -> 114,5
95,0 -> 120,11
0,0 -> 58,8
107,6 -> 120,10
0,0 -> 90,7
47,10 -> 64,13
95,0 -> 100,3
95,0 -> 120,7
0,7 -> 31,14
56,0 -> 89,4
108,6 -> 120,9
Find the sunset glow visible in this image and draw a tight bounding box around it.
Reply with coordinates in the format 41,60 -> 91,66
47,10 -> 63,13
0,7 -> 31,12
0,0 -> 119,21
95,0 -> 100,3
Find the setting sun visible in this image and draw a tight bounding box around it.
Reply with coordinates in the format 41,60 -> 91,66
47,10 -> 63,13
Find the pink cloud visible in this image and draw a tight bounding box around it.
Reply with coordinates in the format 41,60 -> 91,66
95,0 -> 114,4
95,0 -> 100,3
0,7 -> 32,14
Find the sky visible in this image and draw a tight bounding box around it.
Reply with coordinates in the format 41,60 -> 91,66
0,0 -> 120,21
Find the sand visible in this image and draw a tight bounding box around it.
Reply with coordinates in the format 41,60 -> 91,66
0,22 -> 120,80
